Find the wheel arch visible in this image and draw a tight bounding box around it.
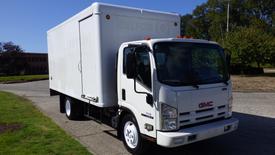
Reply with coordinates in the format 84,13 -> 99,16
118,106 -> 140,138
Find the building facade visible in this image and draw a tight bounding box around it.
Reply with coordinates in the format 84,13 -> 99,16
0,52 -> 48,75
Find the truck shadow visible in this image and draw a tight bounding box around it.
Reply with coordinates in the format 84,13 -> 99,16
144,112 -> 275,155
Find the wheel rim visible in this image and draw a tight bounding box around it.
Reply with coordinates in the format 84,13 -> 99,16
65,99 -> 71,116
124,121 -> 138,149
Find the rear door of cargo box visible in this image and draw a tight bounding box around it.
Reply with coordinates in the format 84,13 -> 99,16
79,15 -> 99,101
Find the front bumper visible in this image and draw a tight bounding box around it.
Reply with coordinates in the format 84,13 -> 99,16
157,118 -> 239,148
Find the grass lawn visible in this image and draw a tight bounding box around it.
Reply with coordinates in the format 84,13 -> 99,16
0,91 -> 91,155
232,70 -> 275,92
0,75 -> 49,84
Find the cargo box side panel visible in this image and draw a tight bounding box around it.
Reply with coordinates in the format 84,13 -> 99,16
98,7 -> 180,106
79,14 -> 104,106
47,18 -> 83,100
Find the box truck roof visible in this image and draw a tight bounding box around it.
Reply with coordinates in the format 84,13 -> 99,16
48,2 -> 180,33
123,38 -> 219,49
92,2 -> 180,16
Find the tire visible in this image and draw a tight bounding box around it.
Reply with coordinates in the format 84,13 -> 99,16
59,95 -> 65,113
64,97 -> 83,120
121,114 -> 147,155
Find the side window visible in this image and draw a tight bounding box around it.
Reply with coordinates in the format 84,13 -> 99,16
123,47 -> 135,74
135,50 -> 152,90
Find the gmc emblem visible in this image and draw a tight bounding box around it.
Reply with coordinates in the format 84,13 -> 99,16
199,101 -> 213,108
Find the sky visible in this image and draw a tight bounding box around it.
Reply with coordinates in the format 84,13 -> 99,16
0,0 -> 207,53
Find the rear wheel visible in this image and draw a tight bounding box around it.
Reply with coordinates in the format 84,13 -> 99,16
59,95 -> 65,113
121,114 -> 146,155
64,97 -> 83,120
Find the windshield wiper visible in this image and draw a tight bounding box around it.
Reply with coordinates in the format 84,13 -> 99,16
161,80 -> 199,88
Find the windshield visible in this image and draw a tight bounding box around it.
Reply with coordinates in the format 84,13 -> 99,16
153,42 -> 229,86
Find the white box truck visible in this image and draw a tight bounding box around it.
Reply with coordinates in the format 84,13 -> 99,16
48,3 -> 239,154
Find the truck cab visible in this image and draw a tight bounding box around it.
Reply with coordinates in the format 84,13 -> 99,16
117,37 -> 238,153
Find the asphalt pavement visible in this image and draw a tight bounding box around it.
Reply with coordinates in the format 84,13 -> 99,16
0,80 -> 275,155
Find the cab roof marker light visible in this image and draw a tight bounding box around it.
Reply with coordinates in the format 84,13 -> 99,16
144,36 -> 151,40
176,35 -> 193,39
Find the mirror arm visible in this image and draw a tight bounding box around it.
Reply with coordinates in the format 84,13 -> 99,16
133,78 -> 154,106
133,78 -> 148,95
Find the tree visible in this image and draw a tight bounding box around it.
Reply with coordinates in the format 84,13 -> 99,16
0,42 -> 3,52
180,0 -> 275,68
181,0 -> 275,41
0,42 -> 25,75
184,3 -> 211,39
268,38 -> 275,66
224,27 -> 274,67
180,14 -> 193,36
0,42 -> 24,53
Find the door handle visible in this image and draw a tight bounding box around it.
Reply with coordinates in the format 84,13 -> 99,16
122,89 -> 126,100
78,62 -> 82,72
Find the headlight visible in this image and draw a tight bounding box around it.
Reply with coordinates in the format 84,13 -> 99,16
161,103 -> 178,131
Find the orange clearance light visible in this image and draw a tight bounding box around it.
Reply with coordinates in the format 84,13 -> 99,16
176,35 -> 193,39
179,35 -> 193,39
144,36 -> 151,40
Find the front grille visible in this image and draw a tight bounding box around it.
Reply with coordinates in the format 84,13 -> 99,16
218,105 -> 226,109
179,104 -> 228,128
196,107 -> 214,113
180,119 -> 190,123
196,115 -> 214,120
180,117 -> 229,129
180,112 -> 190,116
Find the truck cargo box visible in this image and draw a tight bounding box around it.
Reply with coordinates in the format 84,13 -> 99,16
47,2 -> 180,107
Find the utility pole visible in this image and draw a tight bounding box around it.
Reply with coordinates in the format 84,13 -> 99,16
226,0 -> 230,33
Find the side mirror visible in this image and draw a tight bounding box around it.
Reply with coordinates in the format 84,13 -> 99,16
146,94 -> 153,106
126,52 -> 136,79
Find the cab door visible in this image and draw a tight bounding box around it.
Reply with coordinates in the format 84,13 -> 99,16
118,45 -> 156,138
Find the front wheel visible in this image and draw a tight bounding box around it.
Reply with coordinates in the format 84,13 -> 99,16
121,114 -> 147,155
